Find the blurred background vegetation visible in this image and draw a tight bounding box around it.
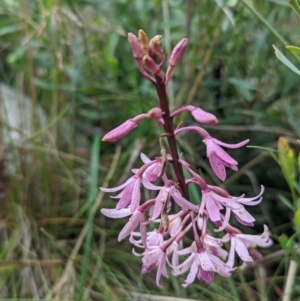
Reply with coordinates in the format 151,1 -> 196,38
0,0 -> 300,300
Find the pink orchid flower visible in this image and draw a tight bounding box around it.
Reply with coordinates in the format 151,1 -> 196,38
175,126 -> 249,181
173,241 -> 233,286
222,225 -> 272,267
100,166 -> 162,212
204,137 -> 249,181
134,245 -> 169,287
101,207 -> 146,241
198,185 -> 264,231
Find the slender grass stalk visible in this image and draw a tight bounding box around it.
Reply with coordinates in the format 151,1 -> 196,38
78,135 -> 101,300
240,0 -> 300,63
288,0 -> 300,18
237,269 -> 255,301
227,276 -> 240,301
282,259 -> 297,301
40,228 -> 74,260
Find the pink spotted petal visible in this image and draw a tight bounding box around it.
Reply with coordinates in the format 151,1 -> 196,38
199,251 -> 215,271
129,179 -> 141,211
209,154 -> 226,181
199,269 -> 214,284
233,205 -> 255,226
142,248 -> 163,274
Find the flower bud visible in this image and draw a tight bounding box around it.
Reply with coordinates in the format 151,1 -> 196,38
143,55 -> 165,81
165,38 -> 188,84
102,119 -> 138,142
149,35 -> 165,60
128,32 -> 143,60
189,106 -> 218,125
169,38 -> 188,67
148,107 -> 163,120
138,29 -> 149,56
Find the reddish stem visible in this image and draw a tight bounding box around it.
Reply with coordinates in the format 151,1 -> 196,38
154,75 -> 189,200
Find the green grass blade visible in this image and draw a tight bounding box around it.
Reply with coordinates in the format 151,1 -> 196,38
78,135 -> 101,300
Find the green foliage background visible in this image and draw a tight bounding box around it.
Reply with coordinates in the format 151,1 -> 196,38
0,0 -> 300,300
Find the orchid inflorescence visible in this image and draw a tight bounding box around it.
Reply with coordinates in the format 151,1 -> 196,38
100,29 -> 272,287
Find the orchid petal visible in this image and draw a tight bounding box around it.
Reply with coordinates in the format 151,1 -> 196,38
116,181 -> 135,209
182,261 -> 198,287
101,208 -> 132,218
209,154 -> 226,181
238,225 -> 272,247
226,239 -> 236,267
200,269 -> 214,284
142,176 -> 163,190
118,211 -> 143,241
129,178 -> 141,211
234,239 -> 253,263
199,251 -> 215,271
212,138 -> 249,149
140,153 -> 151,163
232,205 -> 255,225
171,189 -> 199,212
100,177 -> 133,193
206,198 -> 222,223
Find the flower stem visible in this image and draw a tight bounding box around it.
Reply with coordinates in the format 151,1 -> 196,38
154,76 -> 189,200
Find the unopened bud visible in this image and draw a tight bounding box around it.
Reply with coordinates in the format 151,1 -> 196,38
102,119 -> 138,142
148,107 -> 163,120
128,33 -> 143,60
165,38 -> 188,84
169,38 -> 188,67
138,29 -> 149,55
143,55 -> 165,80
149,35 -> 165,60
188,105 -> 218,125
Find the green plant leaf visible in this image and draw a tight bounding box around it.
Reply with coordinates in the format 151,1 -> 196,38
278,195 -> 294,211
273,45 -> 300,76
278,234 -> 290,253
294,209 -> 300,226
286,45 -> 300,55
